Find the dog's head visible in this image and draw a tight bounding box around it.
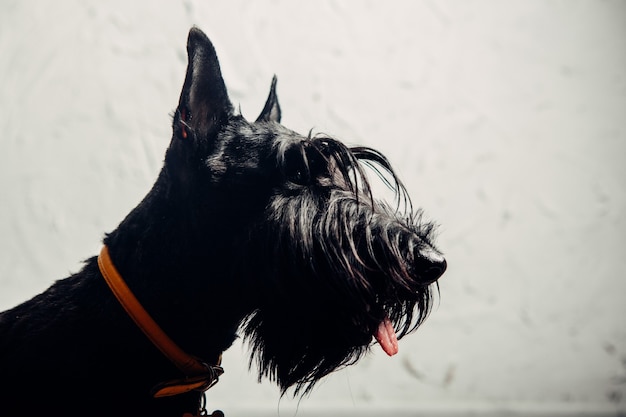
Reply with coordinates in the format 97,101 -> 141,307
165,27 -> 446,395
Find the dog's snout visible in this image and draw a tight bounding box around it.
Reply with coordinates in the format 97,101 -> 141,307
417,246 -> 447,284
423,258 -> 446,283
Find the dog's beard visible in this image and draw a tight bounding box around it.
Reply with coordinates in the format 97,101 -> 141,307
242,191 -> 437,396
241,141 -> 441,395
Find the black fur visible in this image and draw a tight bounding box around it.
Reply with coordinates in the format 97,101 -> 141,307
0,27 -> 446,416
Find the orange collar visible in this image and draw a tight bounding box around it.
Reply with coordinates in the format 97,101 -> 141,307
97,245 -> 223,398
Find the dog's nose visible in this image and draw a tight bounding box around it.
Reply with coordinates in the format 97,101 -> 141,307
422,258 -> 447,284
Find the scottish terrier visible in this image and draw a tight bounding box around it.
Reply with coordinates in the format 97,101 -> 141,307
0,27 -> 446,417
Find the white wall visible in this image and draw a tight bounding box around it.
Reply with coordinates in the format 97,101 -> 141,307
0,1 -> 624,415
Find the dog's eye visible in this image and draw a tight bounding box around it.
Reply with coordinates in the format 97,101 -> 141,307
285,161 -> 310,185
283,145 -> 311,185
282,142 -> 330,186
284,167 -> 304,184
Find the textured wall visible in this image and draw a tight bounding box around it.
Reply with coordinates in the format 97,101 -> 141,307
0,1 -> 624,415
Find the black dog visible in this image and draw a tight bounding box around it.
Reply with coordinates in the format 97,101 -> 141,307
0,27 -> 446,417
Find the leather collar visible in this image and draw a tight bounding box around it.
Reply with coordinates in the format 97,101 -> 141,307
97,245 -> 223,398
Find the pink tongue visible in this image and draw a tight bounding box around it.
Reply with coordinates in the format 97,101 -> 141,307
374,317 -> 399,356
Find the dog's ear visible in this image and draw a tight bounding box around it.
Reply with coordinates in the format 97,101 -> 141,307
256,76 -> 281,123
175,27 -> 233,140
